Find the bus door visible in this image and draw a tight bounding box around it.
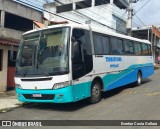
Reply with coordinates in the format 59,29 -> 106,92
71,29 -> 93,100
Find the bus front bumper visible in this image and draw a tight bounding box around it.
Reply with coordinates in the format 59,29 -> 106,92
16,86 -> 74,103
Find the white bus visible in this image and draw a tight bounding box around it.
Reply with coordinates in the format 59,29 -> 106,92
15,24 -> 154,104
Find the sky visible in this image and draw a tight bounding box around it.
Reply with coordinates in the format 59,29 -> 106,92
14,0 -> 160,27
133,0 -> 160,27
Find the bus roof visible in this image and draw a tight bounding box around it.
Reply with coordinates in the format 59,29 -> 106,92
23,23 -> 151,44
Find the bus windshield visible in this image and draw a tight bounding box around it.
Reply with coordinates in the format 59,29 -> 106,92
15,27 -> 70,77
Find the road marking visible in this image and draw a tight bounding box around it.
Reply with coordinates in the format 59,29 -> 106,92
123,90 -> 137,94
144,92 -> 160,96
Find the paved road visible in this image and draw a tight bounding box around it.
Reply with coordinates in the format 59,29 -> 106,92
0,69 -> 160,129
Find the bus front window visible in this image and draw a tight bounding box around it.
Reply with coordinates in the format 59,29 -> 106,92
16,27 -> 70,77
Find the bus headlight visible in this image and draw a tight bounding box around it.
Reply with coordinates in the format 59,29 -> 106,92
52,81 -> 71,89
16,84 -> 22,89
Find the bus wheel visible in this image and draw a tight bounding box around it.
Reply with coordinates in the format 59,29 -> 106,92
136,72 -> 142,86
89,81 -> 101,104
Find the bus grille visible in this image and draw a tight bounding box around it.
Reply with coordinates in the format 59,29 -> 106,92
23,94 -> 55,100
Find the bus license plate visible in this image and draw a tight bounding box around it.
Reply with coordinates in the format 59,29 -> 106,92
33,94 -> 42,97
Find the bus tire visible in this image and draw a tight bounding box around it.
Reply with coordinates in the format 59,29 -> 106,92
88,81 -> 101,104
136,72 -> 142,86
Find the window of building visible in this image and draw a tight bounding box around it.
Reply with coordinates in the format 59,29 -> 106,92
57,4 -> 73,13
142,43 -> 149,55
0,49 -> 3,71
111,37 -> 123,55
76,0 -> 92,9
124,40 -> 134,55
134,42 -> 142,55
95,0 -> 110,6
5,12 -> 33,31
113,15 -> 127,34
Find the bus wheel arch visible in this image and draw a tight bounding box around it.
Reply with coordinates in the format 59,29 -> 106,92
88,77 -> 103,104
92,77 -> 104,91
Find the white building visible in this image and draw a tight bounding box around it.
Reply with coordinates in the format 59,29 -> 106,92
43,0 -> 129,34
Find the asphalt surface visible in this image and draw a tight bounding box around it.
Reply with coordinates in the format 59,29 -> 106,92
0,69 -> 160,129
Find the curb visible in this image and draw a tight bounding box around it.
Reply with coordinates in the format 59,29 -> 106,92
0,101 -> 35,113
0,103 -> 22,113
154,67 -> 160,70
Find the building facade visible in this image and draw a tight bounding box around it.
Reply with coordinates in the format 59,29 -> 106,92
132,25 -> 160,64
0,0 -> 42,91
44,0 -> 129,34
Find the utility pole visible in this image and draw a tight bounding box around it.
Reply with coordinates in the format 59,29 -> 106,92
126,0 -> 139,36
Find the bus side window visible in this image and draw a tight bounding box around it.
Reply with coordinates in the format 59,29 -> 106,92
148,44 -> 152,55
102,36 -> 110,55
111,37 -> 123,55
134,42 -> 142,55
117,39 -> 123,55
124,40 -> 134,55
72,40 -> 83,62
142,43 -> 149,55
93,33 -> 110,55
93,33 -> 103,55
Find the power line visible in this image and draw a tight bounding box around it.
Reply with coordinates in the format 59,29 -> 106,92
91,0 -> 128,20
15,0 -> 82,24
134,14 -> 146,26
55,0 -> 127,21
76,6 -> 126,28
54,0 -> 126,33
36,0 -> 126,33
15,0 -> 127,34
132,18 -> 142,27
49,0 -> 127,28
134,0 -> 151,14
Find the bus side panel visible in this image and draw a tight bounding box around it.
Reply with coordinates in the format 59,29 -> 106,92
141,65 -> 154,78
103,63 -> 154,91
103,68 -> 137,91
72,81 -> 92,102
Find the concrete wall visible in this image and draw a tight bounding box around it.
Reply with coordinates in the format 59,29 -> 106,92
0,45 -> 8,91
0,0 -> 42,22
0,0 -> 43,40
0,27 -> 23,40
44,2 -> 127,33
0,45 -> 18,91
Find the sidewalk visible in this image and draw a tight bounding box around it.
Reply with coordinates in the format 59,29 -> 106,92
154,64 -> 160,70
0,90 -> 23,113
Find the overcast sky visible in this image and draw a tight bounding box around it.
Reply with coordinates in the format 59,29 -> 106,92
133,0 -> 160,27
